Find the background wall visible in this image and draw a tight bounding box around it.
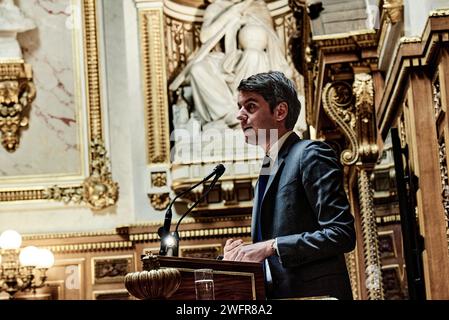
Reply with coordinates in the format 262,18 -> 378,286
0,0 -> 163,234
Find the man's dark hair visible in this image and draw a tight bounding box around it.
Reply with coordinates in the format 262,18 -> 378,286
237,71 -> 301,130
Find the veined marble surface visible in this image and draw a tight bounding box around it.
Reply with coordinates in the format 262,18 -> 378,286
0,0 -> 84,179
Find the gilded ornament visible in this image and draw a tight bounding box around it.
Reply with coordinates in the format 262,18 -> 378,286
383,0 -> 403,24
0,63 -> 35,152
149,193 -> 170,210
151,172 -> 167,187
358,168 -> 384,300
353,73 -> 378,163
322,81 -> 358,165
44,137 -> 119,210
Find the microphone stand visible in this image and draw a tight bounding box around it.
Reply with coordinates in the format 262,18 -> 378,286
158,170 -> 222,256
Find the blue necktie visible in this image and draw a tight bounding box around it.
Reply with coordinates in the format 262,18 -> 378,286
256,155 -> 271,242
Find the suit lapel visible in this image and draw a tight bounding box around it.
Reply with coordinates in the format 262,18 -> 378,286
261,133 -> 299,204
251,133 -> 300,241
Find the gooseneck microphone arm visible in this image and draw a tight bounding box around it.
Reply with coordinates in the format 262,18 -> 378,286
158,164 -> 225,256
158,177 -> 208,238
174,172 -> 221,234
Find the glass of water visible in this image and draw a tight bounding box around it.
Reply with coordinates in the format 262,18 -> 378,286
194,268 -> 215,300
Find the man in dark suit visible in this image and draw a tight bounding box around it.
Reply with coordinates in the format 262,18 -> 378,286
223,71 -> 356,300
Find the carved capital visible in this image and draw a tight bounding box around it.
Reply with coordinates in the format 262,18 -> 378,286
353,73 -> 379,164
383,0 -> 403,24
322,81 -> 358,165
0,62 -> 36,152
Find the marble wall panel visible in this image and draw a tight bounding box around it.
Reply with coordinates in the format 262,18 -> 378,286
0,0 -> 86,180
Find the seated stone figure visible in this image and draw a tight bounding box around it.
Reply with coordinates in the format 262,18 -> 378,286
170,0 -> 295,130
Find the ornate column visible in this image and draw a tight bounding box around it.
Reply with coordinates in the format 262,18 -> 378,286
0,0 -> 36,152
323,73 -> 384,299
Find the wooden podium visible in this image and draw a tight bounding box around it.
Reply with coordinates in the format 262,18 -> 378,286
156,256 -> 266,300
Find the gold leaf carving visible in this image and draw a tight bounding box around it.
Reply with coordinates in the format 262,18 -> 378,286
358,168 -> 384,300
149,193 -> 170,211
383,0 -> 403,24
322,81 -> 358,165
353,73 -> 379,163
44,137 -> 119,210
151,172 -> 167,187
0,62 -> 36,152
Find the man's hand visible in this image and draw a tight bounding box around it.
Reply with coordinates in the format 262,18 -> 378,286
223,238 -> 244,261
223,239 -> 275,263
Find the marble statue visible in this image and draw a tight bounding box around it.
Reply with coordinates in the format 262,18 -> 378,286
0,0 -> 36,59
170,0 -> 294,129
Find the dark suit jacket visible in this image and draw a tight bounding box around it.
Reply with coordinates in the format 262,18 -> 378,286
252,133 -> 356,300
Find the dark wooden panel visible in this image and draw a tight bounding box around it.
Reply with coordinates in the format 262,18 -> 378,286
157,256 -> 265,300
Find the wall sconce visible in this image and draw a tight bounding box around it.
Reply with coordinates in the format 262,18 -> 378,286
0,230 -> 54,299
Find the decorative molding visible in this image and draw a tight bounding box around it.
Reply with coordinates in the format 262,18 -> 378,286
22,230 -> 118,241
0,0 -> 118,209
129,226 -> 251,243
151,172 -> 167,187
92,255 -> 134,284
139,8 -> 170,164
379,15 -> 449,138
345,250 -> 359,300
180,244 -> 222,259
430,9 -> 449,17
437,139 -> 449,253
312,31 -> 377,53
47,241 -> 134,254
149,192 -> 170,210
322,81 -> 358,165
358,168 -> 384,300
383,0 -> 403,25
399,36 -> 421,44
0,189 -> 44,202
433,72 -> 442,119
164,15 -> 202,82
0,62 -> 36,152
83,0 -> 103,140
44,137 -> 119,210
375,214 -> 401,224
353,73 -> 379,164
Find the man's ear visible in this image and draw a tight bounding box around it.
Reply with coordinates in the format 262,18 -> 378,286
275,102 -> 288,122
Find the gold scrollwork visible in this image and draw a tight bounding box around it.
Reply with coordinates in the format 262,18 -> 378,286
353,73 -> 379,164
322,81 -> 358,165
44,137 -> 119,210
149,193 -> 170,211
0,62 -> 36,152
383,0 -> 403,24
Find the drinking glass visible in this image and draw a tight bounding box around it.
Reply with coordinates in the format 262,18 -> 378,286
194,268 -> 215,300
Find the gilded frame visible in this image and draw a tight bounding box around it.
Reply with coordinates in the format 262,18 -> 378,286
91,254 -> 135,285
0,0 -> 117,210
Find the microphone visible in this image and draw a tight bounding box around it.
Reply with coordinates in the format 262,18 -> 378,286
158,164 -> 226,256
203,164 -> 225,181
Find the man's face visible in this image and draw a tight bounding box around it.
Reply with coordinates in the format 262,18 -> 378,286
236,90 -> 278,146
